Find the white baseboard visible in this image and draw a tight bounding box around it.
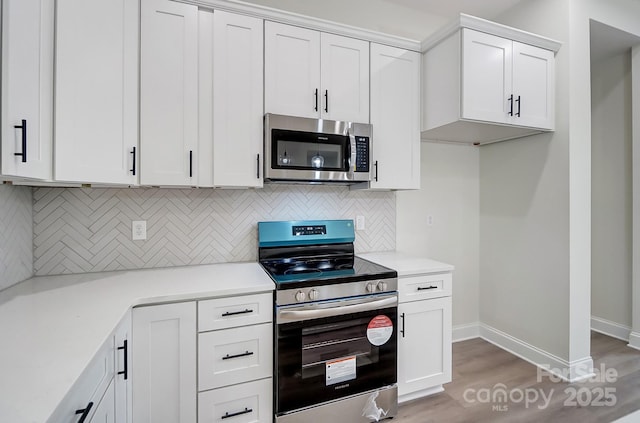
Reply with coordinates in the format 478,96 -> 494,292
452,322 -> 480,342
479,323 -> 594,383
591,316 -> 631,341
629,331 -> 640,350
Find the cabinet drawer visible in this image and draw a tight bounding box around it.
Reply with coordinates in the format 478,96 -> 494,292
48,335 -> 114,422
198,292 -> 272,332
198,323 -> 272,390
199,378 -> 272,423
398,272 -> 452,302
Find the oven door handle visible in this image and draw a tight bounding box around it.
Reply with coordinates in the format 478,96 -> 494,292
278,295 -> 397,323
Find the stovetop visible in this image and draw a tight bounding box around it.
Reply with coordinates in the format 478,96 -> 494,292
261,255 -> 397,289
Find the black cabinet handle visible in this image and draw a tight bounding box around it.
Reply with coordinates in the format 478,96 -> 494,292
256,153 -> 260,179
417,285 -> 438,291
222,350 -> 254,360
222,308 -> 253,317
508,95 -> 514,116
314,89 -> 318,112
117,339 -> 128,380
400,312 -> 405,338
221,407 -> 253,420
324,90 -> 329,113
516,95 -> 521,117
14,119 -> 27,163
189,150 -> 193,178
130,147 -> 136,175
374,161 -> 379,182
75,402 -> 94,423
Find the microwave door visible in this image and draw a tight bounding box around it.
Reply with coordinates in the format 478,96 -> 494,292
272,129 -> 348,172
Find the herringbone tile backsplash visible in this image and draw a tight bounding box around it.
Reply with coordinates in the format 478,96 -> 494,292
0,184 -> 33,289
33,185 -> 395,275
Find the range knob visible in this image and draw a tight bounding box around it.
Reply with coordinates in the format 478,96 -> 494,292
366,282 -> 376,293
295,290 -> 306,302
308,289 -> 320,301
377,281 -> 388,291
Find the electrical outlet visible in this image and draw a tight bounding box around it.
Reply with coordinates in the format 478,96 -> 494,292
356,215 -> 366,231
427,215 -> 433,226
132,220 -> 147,240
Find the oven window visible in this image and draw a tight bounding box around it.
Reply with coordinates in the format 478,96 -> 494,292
301,317 -> 378,381
276,305 -> 397,415
271,129 -> 347,171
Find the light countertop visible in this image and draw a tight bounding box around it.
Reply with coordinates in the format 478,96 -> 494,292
359,251 -> 454,276
0,262 -> 275,423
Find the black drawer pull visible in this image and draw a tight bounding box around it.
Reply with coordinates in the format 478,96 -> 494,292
14,119 -> 27,162
117,339 -> 128,380
417,285 -> 438,291
222,407 -> 253,419
221,309 -> 253,317
222,351 -> 254,360
75,401 -> 94,423
400,312 -> 405,338
130,147 -> 136,175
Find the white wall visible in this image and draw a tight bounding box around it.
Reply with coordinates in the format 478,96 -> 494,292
396,142 -> 480,328
0,184 -> 33,290
591,51 -> 632,328
480,0 -> 573,361
239,0 -> 447,41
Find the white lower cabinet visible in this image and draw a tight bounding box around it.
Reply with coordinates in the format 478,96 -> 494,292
198,378 -> 272,423
198,323 -> 272,390
47,324 -> 115,422
90,380 -> 116,423
132,301 -> 197,423
398,296 -> 452,399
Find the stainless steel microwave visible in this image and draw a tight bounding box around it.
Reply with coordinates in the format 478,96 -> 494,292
264,113 -> 372,184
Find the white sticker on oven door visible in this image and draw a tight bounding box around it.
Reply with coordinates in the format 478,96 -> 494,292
367,315 -> 393,346
326,356 -> 356,386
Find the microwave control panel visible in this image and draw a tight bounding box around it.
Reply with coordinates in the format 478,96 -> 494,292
355,137 -> 370,172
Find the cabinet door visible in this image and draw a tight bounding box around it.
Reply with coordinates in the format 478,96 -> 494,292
461,28 -> 512,124
114,312 -> 132,423
320,34 -> 369,123
398,297 -> 452,397
212,11 -> 264,187
132,302 -> 197,423
140,0 -> 198,186
1,0 -> 53,180
370,44 -> 420,190
55,0 -> 138,185
89,380 -> 116,423
512,42 -> 555,129
264,22 -> 320,119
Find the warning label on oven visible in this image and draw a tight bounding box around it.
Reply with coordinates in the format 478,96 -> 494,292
326,356 -> 356,386
367,315 -> 393,346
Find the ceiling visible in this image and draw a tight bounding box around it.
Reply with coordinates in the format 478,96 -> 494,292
383,0 -> 527,21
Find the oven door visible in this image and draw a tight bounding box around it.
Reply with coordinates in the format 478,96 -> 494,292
275,293 -> 397,415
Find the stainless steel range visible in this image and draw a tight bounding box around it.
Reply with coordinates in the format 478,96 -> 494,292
258,219 -> 398,423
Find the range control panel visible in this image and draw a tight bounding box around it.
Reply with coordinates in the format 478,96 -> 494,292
292,225 -> 327,236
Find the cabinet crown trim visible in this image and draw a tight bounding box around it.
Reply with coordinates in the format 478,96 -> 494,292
421,13 -> 562,53
177,0 -> 422,51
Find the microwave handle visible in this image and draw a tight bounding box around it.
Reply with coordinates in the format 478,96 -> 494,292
348,133 -> 357,173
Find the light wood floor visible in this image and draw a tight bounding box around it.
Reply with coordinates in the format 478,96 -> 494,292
396,332 -> 640,423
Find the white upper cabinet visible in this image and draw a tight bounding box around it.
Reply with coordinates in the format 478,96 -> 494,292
369,44 -> 420,190
265,23 -> 320,120
198,10 -> 264,188
422,14 -> 560,145
265,21 -> 369,123
461,29 -> 554,129
140,0 -> 198,186
1,0 -> 53,180
55,0 -> 139,185
319,33 -> 370,123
